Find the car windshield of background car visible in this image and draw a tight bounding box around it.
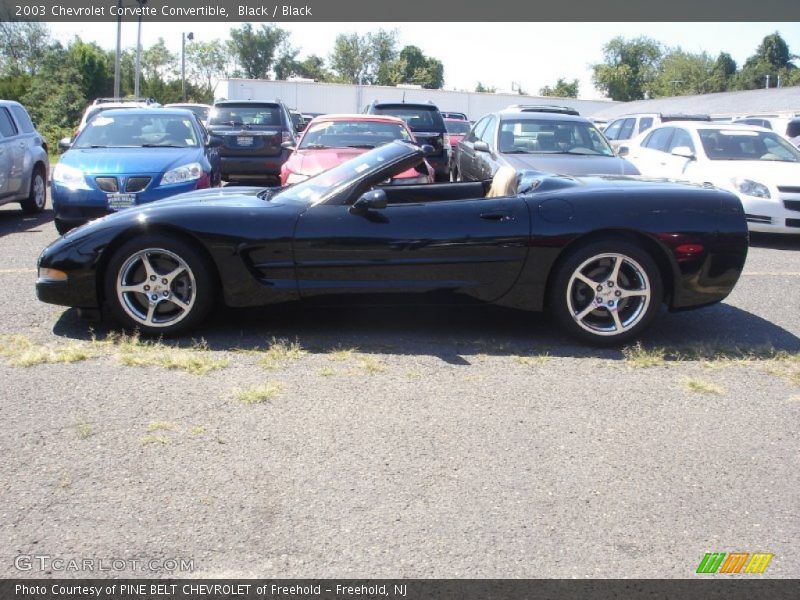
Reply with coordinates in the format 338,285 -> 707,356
74,114 -> 200,148
499,119 -> 615,156
698,129 -> 800,162
300,120 -> 412,149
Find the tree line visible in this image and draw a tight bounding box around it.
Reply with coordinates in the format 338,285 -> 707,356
0,22 -> 444,150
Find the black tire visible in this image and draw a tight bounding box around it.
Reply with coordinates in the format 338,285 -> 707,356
20,165 -> 46,214
104,233 -> 216,336
548,239 -> 663,346
54,218 -> 73,235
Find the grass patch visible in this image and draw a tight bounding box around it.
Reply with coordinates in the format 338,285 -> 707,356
360,356 -> 386,374
622,343 -> 667,368
236,382 -> 283,404
104,333 -> 228,375
0,334 -> 96,367
513,353 -> 551,366
147,421 -> 178,432
76,421 -> 93,440
139,434 -> 169,446
327,345 -> 358,361
319,368 -> 336,377
259,337 -> 307,369
685,378 -> 724,395
189,426 -> 207,435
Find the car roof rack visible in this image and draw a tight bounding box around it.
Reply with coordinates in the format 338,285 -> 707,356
93,97 -> 158,105
506,104 -> 580,116
659,113 -> 711,122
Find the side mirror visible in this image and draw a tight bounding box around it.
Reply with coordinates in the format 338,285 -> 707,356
58,137 -> 73,152
281,140 -> 296,150
351,189 -> 387,213
617,145 -> 629,157
671,146 -> 695,160
206,135 -> 222,148
473,140 -> 490,153
297,123 -> 307,132
420,144 -> 435,157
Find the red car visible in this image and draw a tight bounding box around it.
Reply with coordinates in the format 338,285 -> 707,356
444,118 -> 471,148
280,114 -> 433,186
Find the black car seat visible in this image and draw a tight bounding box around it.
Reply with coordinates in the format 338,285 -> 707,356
499,130 -> 516,153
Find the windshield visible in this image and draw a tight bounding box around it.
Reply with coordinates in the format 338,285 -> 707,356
74,113 -> 200,148
299,119 -> 412,149
498,119 -> 615,156
445,120 -> 471,135
273,141 -> 418,205
698,129 -> 800,162
371,105 -> 445,132
171,105 -> 209,122
209,104 -> 283,128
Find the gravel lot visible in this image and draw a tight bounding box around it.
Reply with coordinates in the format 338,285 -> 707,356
1,196 -> 798,579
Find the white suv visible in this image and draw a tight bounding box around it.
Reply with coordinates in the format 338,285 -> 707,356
733,116 -> 800,148
603,113 -> 711,151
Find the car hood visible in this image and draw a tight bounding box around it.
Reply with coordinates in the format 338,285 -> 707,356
693,159 -> 800,185
61,147 -> 203,175
500,153 -> 639,176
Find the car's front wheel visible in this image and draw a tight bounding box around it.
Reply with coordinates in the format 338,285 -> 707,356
549,240 -> 663,346
104,234 -> 215,336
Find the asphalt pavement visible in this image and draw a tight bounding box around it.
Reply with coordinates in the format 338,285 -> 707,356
0,198 -> 798,578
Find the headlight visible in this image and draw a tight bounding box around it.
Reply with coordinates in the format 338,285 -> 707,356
286,173 -> 309,185
162,162 -> 203,185
732,178 -> 771,199
391,176 -> 429,185
52,163 -> 90,190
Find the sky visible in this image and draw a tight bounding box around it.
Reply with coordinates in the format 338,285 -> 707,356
46,22 -> 800,100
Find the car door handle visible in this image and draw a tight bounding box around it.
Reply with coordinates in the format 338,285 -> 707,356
480,211 -> 513,221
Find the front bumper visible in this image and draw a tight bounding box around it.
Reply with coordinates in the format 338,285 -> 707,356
741,194 -> 800,234
51,178 -> 206,226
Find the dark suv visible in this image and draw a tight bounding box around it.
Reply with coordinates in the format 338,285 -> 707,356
364,101 -> 451,181
207,100 -> 295,184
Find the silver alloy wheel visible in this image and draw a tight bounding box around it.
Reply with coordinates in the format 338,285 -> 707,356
33,173 -> 45,208
566,252 -> 651,337
116,248 -> 197,328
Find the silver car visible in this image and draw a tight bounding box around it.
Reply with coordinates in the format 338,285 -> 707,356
455,108 -> 639,182
0,100 -> 48,214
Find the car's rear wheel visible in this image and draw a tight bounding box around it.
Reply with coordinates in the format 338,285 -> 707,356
20,165 -> 46,214
549,240 -> 663,346
104,234 -> 215,336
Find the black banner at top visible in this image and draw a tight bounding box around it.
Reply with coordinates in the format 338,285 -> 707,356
1,0 -> 800,22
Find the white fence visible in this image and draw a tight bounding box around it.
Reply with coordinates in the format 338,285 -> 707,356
213,78 -> 617,120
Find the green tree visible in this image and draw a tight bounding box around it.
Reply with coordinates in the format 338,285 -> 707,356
539,78 -> 579,98
396,45 -> 444,89
0,21 -> 51,76
707,52 -> 737,92
370,29 -> 400,85
731,32 -> 797,90
293,55 -> 332,81
592,36 -> 662,100
651,49 -> 715,96
475,82 -> 496,93
141,37 -> 177,82
228,23 -> 289,79
68,38 -> 113,101
185,39 -> 230,92
329,32 -> 373,84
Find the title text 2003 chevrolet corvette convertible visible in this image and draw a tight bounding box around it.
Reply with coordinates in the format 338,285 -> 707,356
37,141 -> 749,345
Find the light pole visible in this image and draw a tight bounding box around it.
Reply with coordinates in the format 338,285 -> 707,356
182,31 -> 194,101
134,0 -> 148,98
113,0 -> 122,97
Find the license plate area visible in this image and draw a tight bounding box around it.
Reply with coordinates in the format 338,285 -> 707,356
236,136 -> 254,146
107,193 -> 136,211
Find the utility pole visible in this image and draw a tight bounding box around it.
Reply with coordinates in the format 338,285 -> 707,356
765,74 -> 770,89
182,31 -> 194,101
113,0 -> 122,97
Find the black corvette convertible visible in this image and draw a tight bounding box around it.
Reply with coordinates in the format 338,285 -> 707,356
37,141 -> 748,345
